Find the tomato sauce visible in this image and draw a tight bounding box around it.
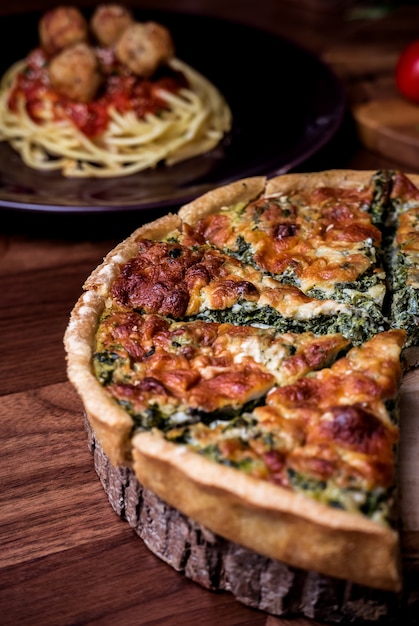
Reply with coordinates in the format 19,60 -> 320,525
8,47 -> 188,138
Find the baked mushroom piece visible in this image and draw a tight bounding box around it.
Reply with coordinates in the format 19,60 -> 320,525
48,42 -> 102,103
91,4 -> 134,47
39,5 -> 89,56
115,21 -> 175,77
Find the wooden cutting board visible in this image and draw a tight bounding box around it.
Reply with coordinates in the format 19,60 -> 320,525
353,96 -> 419,168
323,5 -> 419,170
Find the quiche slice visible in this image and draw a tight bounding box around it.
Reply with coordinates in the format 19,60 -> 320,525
178,169 -> 390,311
94,308 -> 350,430
132,329 -> 404,593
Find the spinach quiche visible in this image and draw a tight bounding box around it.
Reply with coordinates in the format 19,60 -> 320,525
64,169 -> 419,609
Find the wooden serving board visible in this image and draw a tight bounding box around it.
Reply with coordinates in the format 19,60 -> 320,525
353,97 -> 419,169
323,5 -> 419,171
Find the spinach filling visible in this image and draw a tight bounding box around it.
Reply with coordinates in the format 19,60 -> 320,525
165,414 -> 274,474
287,468 -> 395,526
128,399 -> 264,434
370,169 -> 393,225
391,287 -> 419,346
93,350 -> 123,385
387,248 -> 419,346
166,413 -> 259,443
333,272 -> 382,299
194,304 -> 386,345
229,235 -> 257,268
306,268 -> 385,307
196,445 -> 259,473
391,251 -> 408,290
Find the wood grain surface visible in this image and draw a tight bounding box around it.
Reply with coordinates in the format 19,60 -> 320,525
1,2 -> 419,625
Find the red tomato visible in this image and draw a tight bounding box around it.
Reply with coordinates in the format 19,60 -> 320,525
395,40 -> 419,104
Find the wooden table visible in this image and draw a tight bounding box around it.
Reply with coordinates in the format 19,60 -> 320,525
1,2 -> 418,625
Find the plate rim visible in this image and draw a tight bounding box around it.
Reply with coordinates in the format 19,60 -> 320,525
0,7 -> 345,215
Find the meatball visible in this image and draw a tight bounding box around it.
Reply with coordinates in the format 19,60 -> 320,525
115,21 -> 175,77
39,6 -> 89,56
48,43 -> 102,103
91,4 -> 134,47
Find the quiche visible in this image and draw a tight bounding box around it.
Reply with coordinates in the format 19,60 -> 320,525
64,169 -> 419,612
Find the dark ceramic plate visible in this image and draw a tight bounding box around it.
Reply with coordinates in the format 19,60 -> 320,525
0,8 -> 345,214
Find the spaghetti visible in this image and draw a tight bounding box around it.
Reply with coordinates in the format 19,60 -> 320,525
0,51 -> 232,178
